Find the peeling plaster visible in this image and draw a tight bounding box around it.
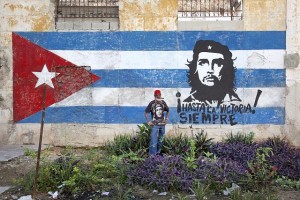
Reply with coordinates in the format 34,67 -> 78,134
120,0 -> 177,30
8,17 -> 18,27
31,15 -> 52,31
5,4 -> 36,13
244,0 -> 286,30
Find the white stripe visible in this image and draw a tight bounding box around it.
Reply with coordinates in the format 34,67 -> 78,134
52,87 -> 285,108
51,50 -> 285,70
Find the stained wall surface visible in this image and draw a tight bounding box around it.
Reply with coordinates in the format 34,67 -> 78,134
1,0 -> 299,147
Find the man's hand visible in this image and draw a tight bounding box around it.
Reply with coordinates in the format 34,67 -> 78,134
162,119 -> 168,124
148,121 -> 153,126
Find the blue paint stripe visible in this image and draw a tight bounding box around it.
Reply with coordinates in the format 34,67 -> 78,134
15,31 -> 286,50
91,69 -> 286,88
18,106 -> 284,124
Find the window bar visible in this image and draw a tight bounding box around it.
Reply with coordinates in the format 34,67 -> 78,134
230,0 -> 233,20
200,0 -> 202,17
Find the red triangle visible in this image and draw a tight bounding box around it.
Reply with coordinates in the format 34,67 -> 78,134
12,33 -> 100,122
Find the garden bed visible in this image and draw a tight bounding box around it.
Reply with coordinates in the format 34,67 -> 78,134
0,124 -> 300,200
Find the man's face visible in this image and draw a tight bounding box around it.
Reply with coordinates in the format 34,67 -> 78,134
155,94 -> 162,102
196,52 -> 224,87
155,105 -> 163,117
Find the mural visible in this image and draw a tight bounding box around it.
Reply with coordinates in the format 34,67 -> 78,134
177,39 -> 261,125
12,31 -> 286,125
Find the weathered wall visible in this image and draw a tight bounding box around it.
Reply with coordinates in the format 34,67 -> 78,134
178,0 -> 286,31
285,0 -> 300,146
1,0 -> 300,147
119,0 -> 178,30
243,0 -> 286,30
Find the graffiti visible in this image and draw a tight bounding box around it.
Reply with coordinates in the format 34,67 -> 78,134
178,40 -> 262,126
184,40 -> 241,105
13,31 -> 285,124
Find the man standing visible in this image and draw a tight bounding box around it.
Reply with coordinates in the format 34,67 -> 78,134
144,90 -> 170,155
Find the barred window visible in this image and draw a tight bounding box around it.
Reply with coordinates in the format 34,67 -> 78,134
178,0 -> 242,21
55,0 -> 119,30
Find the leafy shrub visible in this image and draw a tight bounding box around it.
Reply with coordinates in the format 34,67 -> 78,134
268,149 -> 300,179
275,176 -> 300,190
18,148 -> 122,195
245,147 -> 277,191
242,190 -> 279,200
131,123 -> 152,152
104,134 -> 133,156
24,148 -> 37,158
260,136 -> 291,153
210,142 -> 258,169
224,131 -> 255,145
184,139 -> 197,170
260,137 -> 300,179
162,133 -> 190,156
16,155 -> 80,193
127,155 -> 193,191
189,180 -> 212,200
104,123 -> 151,156
194,156 -> 246,188
193,130 -> 214,157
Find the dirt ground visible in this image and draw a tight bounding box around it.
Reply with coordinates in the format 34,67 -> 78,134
0,147 -> 300,200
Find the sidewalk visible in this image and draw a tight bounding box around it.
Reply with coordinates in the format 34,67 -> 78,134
0,144 -> 41,162
0,144 -> 45,195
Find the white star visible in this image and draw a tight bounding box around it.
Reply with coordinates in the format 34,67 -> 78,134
208,45 -> 212,50
32,64 -> 58,88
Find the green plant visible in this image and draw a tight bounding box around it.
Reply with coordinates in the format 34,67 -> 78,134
17,146 -> 115,194
118,149 -> 145,164
14,170 -> 36,193
63,153 -> 127,194
114,184 -> 134,200
227,187 -> 242,200
189,180 -> 211,200
86,148 -> 102,162
203,151 -> 217,160
17,154 -> 80,193
193,130 -> 214,156
245,147 -> 277,191
184,139 -> 197,170
104,134 -> 133,155
104,123 -> 151,156
275,176 -> 300,190
112,150 -> 145,184
175,192 -> 188,200
24,148 -> 37,158
162,133 -> 190,155
243,190 -> 279,200
224,131 -> 255,145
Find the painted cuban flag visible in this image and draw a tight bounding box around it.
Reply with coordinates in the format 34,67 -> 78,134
13,31 -> 285,125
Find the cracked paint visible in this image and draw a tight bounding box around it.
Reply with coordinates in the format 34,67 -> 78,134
31,15 -> 52,31
8,17 -> 18,27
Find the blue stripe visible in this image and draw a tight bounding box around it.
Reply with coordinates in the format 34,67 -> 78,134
91,69 -> 286,88
19,106 -> 284,124
15,31 -> 286,50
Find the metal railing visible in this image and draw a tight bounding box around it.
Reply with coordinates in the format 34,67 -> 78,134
56,0 -> 119,18
178,0 -> 243,20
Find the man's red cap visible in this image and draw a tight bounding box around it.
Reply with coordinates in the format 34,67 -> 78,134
154,90 -> 161,96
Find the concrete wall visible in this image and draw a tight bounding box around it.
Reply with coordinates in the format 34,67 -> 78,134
285,0 -> 300,146
1,0 -> 300,147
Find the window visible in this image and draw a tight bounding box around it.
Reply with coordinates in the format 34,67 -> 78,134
56,0 -> 119,30
178,0 -> 242,21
